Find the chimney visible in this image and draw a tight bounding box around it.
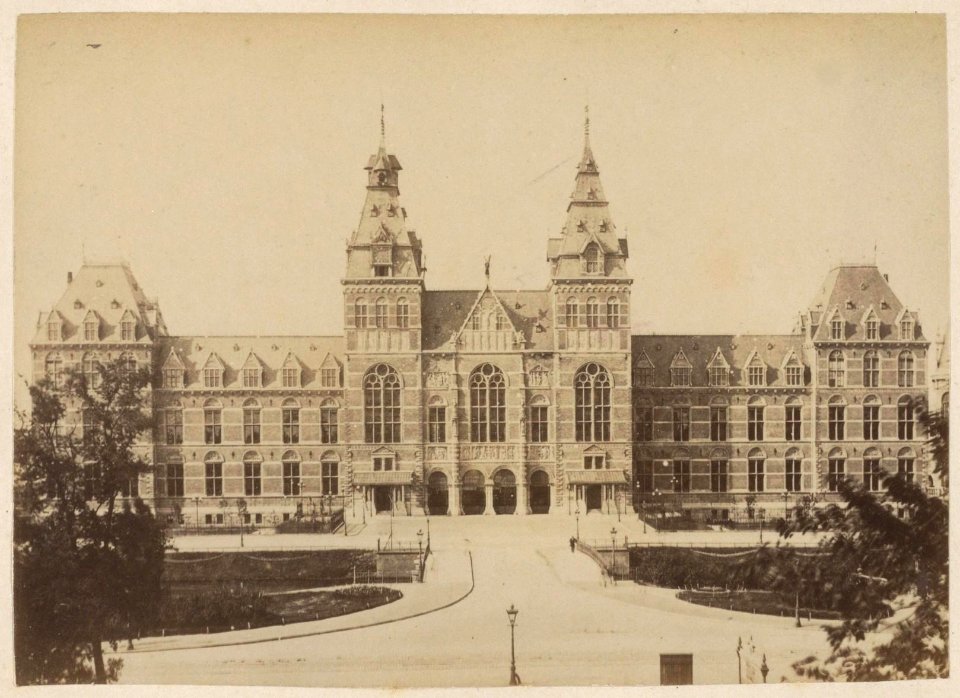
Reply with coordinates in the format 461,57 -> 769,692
67,271 -> 73,284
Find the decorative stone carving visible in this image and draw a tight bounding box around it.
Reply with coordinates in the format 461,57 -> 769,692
426,446 -> 447,461
425,371 -> 449,388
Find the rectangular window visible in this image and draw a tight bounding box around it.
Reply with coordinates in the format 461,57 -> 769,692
708,366 -> 728,387
673,460 -> 691,492
356,303 -> 369,328
863,458 -> 882,491
320,406 -> 339,444
243,407 -> 261,445
244,461 -> 262,496
167,461 -> 184,497
584,455 -> 605,470
242,368 -> 260,389
121,321 -> 135,341
585,303 -> 599,329
747,406 -> 764,441
373,456 -> 394,472
397,303 -> 410,329
84,321 -> 98,342
162,368 -> 183,389
831,318 -> 843,340
672,407 -> 690,442
375,303 -> 388,328
636,406 -> 653,441
204,409 -> 222,445
785,458 -> 802,492
205,462 -> 223,497
282,408 -> 300,444
863,405 -> 880,441
321,368 -> 339,388
163,408 -> 183,445
863,354 -> 879,387
785,365 -> 803,386
636,367 -> 654,387
374,265 -> 390,278
47,322 -> 60,341
671,367 -> 692,387
897,457 -> 914,483
865,319 -> 878,340
709,406 -> 727,441
828,405 -> 845,441
428,406 -> 447,443
827,458 -> 844,492
281,367 -> 299,388
710,459 -> 728,493
747,366 -> 765,386
203,368 -> 221,388
529,405 -> 548,443
119,476 -> 139,499
900,320 -> 912,339
898,403 -> 914,440
283,462 -> 301,496
785,405 -> 801,441
322,461 -> 339,495
748,458 -> 765,492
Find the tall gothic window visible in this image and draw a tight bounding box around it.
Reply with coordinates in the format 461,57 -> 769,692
470,363 -> 506,442
898,351 -> 915,387
320,399 -> 339,444
863,350 -> 880,388
898,397 -> 914,440
828,398 -> 846,441
355,299 -> 368,328
575,363 -> 611,442
397,298 -> 410,329
243,399 -> 261,445
565,298 -> 579,328
82,352 -> 101,389
375,298 -> 388,329
584,243 -> 601,273
585,298 -> 600,328
282,399 -> 300,444
364,364 -> 401,443
828,350 -> 845,388
606,298 -> 620,328
45,352 -> 64,388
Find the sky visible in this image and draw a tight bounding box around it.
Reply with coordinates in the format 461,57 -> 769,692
13,13 -> 949,408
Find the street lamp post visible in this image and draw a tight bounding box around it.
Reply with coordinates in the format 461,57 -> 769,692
506,604 -> 520,686
417,529 -> 424,580
783,491 -> 790,522
426,515 -> 431,548
610,526 -> 617,579
575,505 -> 580,540
759,509 -> 765,544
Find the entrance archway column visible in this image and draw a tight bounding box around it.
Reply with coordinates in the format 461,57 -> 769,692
516,476 -> 528,515
484,483 -> 495,515
450,482 -> 460,516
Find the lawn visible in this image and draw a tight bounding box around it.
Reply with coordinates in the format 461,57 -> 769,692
676,588 -> 842,621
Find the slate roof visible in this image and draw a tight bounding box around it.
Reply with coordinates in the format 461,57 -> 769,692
155,335 -> 345,390
421,289 -> 554,351
32,263 -> 165,344
631,334 -> 807,388
807,265 -> 923,341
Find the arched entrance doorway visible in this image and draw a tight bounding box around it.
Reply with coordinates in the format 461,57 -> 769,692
493,470 -> 517,515
427,471 -> 449,515
373,486 -> 393,514
585,485 -> 603,512
529,470 -> 550,514
461,470 -> 485,515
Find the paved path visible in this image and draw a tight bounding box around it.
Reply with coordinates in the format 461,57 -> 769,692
115,515 -> 836,687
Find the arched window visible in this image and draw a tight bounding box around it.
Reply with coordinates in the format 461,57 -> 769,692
355,299 -> 368,328
45,352 -> 64,388
828,350 -> 845,388
282,398 -> 300,445
898,351 -> 915,387
747,396 -> 765,441
863,350 -> 879,388
321,453 -> 340,495
119,352 -> 137,376
863,447 -> 883,491
827,447 -> 846,492
243,398 -> 261,445
82,352 -> 101,389
748,448 -> 765,492
785,447 -> 803,492
606,298 -> 620,329
575,362 -> 611,442
529,395 -> 549,443
584,243 -> 601,273
785,396 -> 802,441
320,398 -> 339,444
470,363 -> 506,442
243,451 -> 262,496
584,298 -> 600,328
161,402 -> 183,445
397,298 -> 409,329
897,446 -> 916,483
828,395 -> 846,441
282,451 -> 301,496
364,365 -> 400,443
862,395 -> 881,441
375,297 -> 388,329
204,452 -> 223,497
897,396 -> 914,440
565,298 -> 579,328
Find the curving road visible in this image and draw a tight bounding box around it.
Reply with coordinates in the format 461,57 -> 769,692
116,515 -> 834,687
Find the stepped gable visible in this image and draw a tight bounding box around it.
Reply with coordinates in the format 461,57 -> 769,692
33,262 -> 165,343
155,335 -> 344,390
420,289 -> 553,351
631,334 -> 806,388
807,264 -> 921,341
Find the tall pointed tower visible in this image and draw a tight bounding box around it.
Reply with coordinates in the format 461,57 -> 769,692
547,109 -> 634,515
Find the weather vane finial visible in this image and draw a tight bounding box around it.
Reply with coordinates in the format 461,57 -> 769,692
380,103 -> 386,144
484,255 -> 491,283
585,104 -> 590,137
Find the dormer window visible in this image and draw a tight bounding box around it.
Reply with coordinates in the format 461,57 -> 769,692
162,368 -> 183,389
373,264 -> 391,278
784,356 -> 804,386
242,367 -> 261,388
745,354 -> 766,387
47,319 -> 61,342
865,316 -> 879,340
321,368 -> 339,388
900,318 -> 914,340
281,353 -> 301,388
670,350 -> 693,387
830,317 -> 843,340
584,244 -> 601,274
203,368 -> 222,388
83,313 -> 99,342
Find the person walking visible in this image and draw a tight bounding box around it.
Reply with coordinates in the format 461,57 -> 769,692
569,536 -> 576,553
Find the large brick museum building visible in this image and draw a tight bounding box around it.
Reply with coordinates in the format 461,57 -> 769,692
29,119 -> 935,527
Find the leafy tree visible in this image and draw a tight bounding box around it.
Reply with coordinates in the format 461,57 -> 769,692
14,359 -> 165,684
744,398 -> 948,681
